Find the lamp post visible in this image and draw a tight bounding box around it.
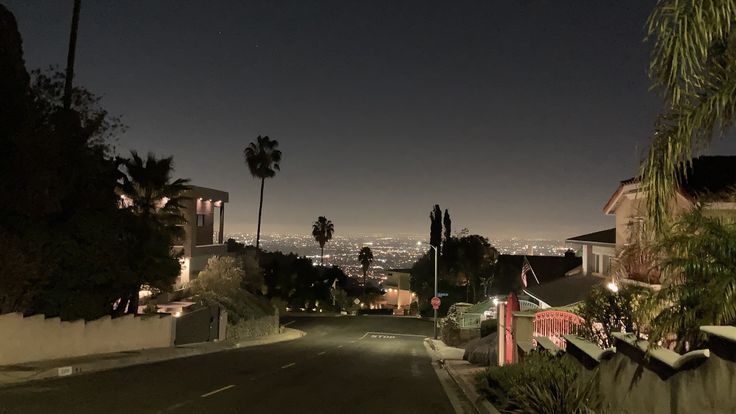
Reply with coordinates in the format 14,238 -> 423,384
418,242 -> 439,339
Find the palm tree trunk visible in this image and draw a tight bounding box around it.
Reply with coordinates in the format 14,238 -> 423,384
321,246 -> 324,265
363,270 -> 367,296
63,0 -> 81,110
255,177 -> 265,251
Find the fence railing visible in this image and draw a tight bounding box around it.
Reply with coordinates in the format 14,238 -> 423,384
532,310 -> 584,349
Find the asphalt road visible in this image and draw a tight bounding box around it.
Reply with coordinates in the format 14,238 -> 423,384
0,316 -> 458,414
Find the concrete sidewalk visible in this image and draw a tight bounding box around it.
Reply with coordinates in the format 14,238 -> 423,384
0,327 -> 305,388
426,338 -> 500,414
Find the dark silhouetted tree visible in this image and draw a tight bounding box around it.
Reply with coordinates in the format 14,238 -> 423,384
63,0 -> 81,110
430,204 -> 442,251
443,209 -> 452,241
117,151 -> 190,314
244,136 -> 281,252
312,216 -> 334,265
358,246 -> 374,290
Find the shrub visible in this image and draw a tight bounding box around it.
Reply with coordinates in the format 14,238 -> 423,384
190,256 -> 275,324
577,284 -> 648,348
477,352 -> 601,414
481,318 -> 498,337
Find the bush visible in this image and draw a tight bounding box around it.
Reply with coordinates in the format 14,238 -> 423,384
477,352 -> 601,413
481,318 -> 498,337
577,284 -> 648,348
190,256 -> 275,324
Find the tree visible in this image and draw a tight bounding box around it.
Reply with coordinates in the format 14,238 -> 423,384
312,216 -> 334,265
646,207 -> 736,352
358,246 -> 374,291
0,6 -> 140,320
443,209 -> 452,241
430,204 -> 442,259
578,285 -> 649,349
190,256 -> 275,324
244,136 -> 282,252
642,1 -> 736,232
117,151 -> 190,314
62,0 -> 81,110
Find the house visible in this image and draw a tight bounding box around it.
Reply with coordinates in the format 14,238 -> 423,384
495,253 -> 586,308
565,228 -> 615,277
567,155 -> 736,282
173,185 -> 229,289
381,269 -> 416,314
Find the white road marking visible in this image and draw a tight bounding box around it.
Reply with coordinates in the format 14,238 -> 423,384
359,331 -> 427,340
281,362 -> 296,369
200,385 -> 236,398
317,351 -> 326,355
283,320 -> 296,327
337,345 -> 344,348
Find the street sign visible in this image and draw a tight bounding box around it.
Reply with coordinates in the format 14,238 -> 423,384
353,298 -> 361,305
431,296 -> 441,310
437,292 -> 449,298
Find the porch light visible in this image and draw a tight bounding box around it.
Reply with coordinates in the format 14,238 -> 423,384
607,281 -> 619,293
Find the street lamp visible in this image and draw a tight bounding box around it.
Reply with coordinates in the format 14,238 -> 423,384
418,241 -> 439,339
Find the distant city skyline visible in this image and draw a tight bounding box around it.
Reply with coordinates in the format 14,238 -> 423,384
8,1 -> 736,239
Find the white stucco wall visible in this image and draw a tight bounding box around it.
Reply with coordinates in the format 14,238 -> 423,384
0,313 -> 175,365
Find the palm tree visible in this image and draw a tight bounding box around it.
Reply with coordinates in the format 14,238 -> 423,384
311,216 -> 334,265
244,136 -> 281,252
358,246 -> 374,290
643,2 -> 736,232
63,0 -> 81,110
646,207 -> 736,352
118,151 -> 190,314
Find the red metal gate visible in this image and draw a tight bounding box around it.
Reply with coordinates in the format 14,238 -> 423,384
533,310 -> 583,349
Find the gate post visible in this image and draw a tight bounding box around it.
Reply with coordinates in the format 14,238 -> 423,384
512,312 -> 534,363
497,303 -> 505,366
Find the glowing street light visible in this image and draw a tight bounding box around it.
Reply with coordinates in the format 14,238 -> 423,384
606,281 -> 619,293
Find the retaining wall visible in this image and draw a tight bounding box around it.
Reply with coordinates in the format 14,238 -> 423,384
0,312 -> 175,365
560,327 -> 736,414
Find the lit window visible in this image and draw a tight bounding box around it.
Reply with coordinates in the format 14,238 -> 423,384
196,214 -> 205,227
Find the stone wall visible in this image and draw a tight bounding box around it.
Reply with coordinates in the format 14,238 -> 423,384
560,328 -> 736,414
0,312 -> 175,365
226,312 -> 279,341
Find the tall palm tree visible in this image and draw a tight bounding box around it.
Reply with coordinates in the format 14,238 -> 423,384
643,1 -> 736,232
63,0 -> 81,110
244,136 -> 281,252
358,246 -> 374,290
118,151 -> 190,314
312,216 -> 334,265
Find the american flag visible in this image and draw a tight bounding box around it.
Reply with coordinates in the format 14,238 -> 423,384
521,260 -> 532,288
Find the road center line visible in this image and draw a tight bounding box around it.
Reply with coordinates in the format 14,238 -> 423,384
201,384 -> 236,398
283,320 -> 296,327
337,345 -> 343,348
317,351 -> 326,355
281,362 -> 296,369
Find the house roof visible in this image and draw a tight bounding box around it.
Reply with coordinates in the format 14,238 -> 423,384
566,228 -> 616,245
604,155 -> 736,214
495,254 -> 582,293
524,274 -> 606,307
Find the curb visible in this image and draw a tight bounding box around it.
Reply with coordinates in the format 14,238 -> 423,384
425,339 -> 500,414
0,327 -> 306,388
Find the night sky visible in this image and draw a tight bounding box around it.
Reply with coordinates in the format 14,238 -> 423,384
7,1 -> 736,239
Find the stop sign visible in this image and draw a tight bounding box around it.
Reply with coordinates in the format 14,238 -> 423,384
431,296 -> 441,310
